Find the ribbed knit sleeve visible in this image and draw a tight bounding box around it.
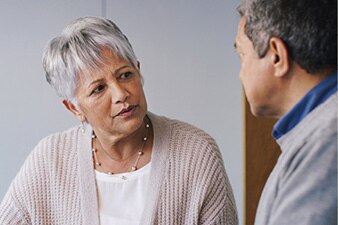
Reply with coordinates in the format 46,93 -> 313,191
0,190 -> 28,224
0,126 -> 89,225
197,139 -> 238,225
149,116 -> 238,225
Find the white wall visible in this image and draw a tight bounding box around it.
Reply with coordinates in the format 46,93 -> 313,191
0,0 -> 242,223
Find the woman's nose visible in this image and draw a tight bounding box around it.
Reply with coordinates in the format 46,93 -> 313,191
110,83 -> 129,104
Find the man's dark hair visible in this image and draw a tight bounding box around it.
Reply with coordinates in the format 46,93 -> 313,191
237,0 -> 337,73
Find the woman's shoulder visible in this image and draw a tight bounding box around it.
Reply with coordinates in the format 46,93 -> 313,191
149,113 -> 226,184
149,112 -> 216,143
149,112 -> 220,157
27,125 -> 82,165
14,125 -> 82,180
40,126 -> 81,142
38,125 -> 81,145
6,125 -> 84,213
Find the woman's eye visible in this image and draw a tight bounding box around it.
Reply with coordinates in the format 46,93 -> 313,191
91,84 -> 105,95
119,72 -> 132,80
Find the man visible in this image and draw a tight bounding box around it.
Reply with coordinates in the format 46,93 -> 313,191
234,0 -> 337,224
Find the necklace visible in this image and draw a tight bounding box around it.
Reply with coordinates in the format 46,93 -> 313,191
92,118 -> 150,175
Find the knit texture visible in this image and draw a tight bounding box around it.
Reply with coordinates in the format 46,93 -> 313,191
255,93 -> 337,225
0,112 -> 238,225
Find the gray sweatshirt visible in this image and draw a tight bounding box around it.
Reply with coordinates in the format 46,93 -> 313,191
255,93 -> 337,225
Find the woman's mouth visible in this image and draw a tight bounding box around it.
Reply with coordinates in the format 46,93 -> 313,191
115,105 -> 137,117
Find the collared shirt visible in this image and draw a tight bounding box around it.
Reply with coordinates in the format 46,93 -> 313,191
273,72 -> 337,139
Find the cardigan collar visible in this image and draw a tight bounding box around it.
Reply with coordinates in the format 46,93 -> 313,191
77,112 -> 170,225
77,122 -> 99,225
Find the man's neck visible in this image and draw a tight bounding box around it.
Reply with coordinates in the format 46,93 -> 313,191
279,64 -> 332,117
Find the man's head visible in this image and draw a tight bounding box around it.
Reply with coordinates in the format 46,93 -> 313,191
237,0 -> 337,74
235,0 -> 337,117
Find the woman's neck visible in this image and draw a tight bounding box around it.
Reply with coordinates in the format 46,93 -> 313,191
95,117 -> 149,158
91,116 -> 153,174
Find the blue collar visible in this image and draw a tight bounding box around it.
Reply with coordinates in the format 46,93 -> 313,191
273,72 -> 337,140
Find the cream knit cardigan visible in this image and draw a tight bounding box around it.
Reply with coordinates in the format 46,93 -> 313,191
0,112 -> 238,225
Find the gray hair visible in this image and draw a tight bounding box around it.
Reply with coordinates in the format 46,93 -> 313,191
237,0 -> 337,73
43,16 -> 138,102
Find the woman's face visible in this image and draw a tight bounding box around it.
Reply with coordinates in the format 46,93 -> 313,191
73,49 -> 147,139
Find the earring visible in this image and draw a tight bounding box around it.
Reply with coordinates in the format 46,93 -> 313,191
81,120 -> 86,134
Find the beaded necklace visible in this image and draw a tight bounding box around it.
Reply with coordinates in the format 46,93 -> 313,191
92,119 -> 150,175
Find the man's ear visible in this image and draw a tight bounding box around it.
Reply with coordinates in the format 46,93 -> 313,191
62,100 -> 86,121
269,37 -> 290,78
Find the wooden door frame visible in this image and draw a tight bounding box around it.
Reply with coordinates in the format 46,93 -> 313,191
243,97 -> 281,225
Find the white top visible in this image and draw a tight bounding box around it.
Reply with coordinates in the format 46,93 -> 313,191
95,163 -> 151,225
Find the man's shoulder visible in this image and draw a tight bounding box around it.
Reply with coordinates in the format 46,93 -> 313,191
276,93 -> 337,175
279,93 -> 337,145
302,92 -> 337,139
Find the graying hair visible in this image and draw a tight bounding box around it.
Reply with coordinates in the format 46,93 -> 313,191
43,16 -> 138,102
237,0 -> 337,73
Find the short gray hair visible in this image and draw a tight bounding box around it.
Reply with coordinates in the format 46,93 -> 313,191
237,0 -> 337,73
43,16 -> 138,102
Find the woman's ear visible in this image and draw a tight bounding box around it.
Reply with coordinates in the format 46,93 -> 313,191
62,100 -> 86,121
137,61 -> 145,85
269,37 -> 290,78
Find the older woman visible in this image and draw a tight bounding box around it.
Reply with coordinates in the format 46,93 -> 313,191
0,17 -> 237,225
